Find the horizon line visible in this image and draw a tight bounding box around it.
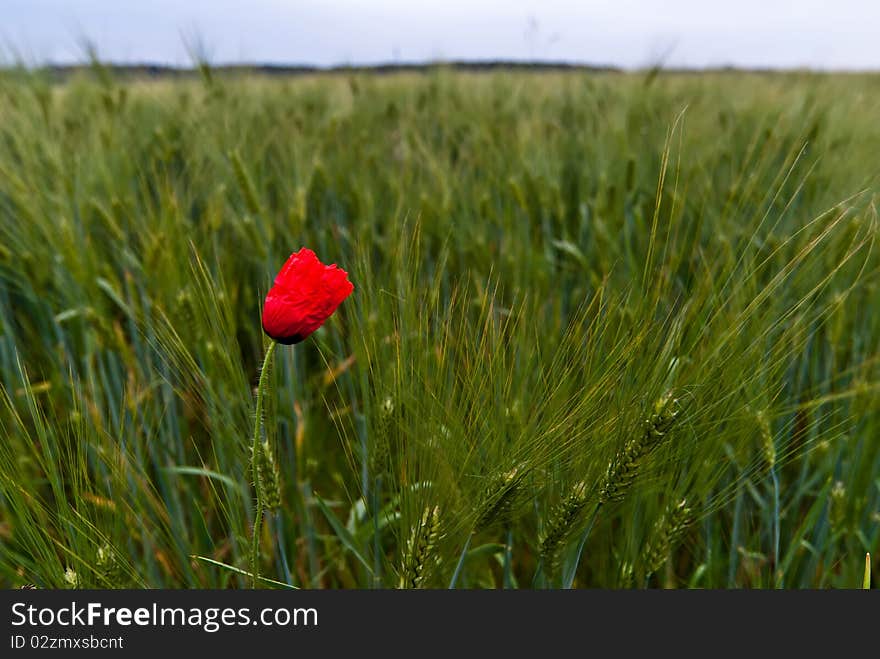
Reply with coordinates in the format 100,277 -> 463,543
4,58 -> 880,76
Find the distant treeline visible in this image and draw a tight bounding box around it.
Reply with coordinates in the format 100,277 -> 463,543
26,60 -> 619,81
5,59 -> 837,82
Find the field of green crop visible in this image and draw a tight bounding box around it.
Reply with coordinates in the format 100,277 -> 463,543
0,65 -> 878,588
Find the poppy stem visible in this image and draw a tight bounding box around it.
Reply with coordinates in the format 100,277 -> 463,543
251,340 -> 277,588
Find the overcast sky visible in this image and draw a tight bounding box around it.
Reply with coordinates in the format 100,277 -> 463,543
4,1 -> 880,70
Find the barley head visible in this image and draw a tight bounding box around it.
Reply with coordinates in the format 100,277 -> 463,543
474,463 -> 529,532
598,392 -> 681,504
95,543 -> 125,587
539,481 -> 590,569
63,568 -> 79,589
640,498 -> 692,581
399,505 -> 441,589
254,440 -> 282,510
756,410 -> 775,470
830,480 -> 847,534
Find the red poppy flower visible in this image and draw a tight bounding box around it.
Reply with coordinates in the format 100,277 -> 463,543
261,248 -> 354,345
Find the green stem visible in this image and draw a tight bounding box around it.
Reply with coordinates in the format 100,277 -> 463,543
503,527 -> 514,588
531,557 -> 546,588
448,533 -> 473,589
563,503 -> 602,589
728,484 -> 744,588
771,466 -> 781,588
250,340 -> 277,589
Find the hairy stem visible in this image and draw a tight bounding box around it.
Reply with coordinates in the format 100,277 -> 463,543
251,340 -> 277,588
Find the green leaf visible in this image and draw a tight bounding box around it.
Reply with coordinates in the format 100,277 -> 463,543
466,543 -> 507,560
314,493 -> 374,575
163,466 -> 245,494
191,556 -> 298,589
551,239 -> 588,268
96,277 -> 134,318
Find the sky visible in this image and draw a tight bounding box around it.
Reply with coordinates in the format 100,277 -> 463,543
4,0 -> 880,70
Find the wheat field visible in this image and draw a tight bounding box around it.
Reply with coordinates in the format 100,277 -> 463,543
0,65 -> 878,588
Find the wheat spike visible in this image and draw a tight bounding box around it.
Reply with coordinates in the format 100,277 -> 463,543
756,410 -> 775,470
95,543 -> 125,587
598,392 -> 680,504
539,481 -> 590,569
399,506 -> 441,588
369,396 -> 395,476
254,440 -> 282,510
63,568 -> 79,589
640,498 -> 692,580
230,149 -> 261,215
474,463 -> 529,532
830,480 -> 846,535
